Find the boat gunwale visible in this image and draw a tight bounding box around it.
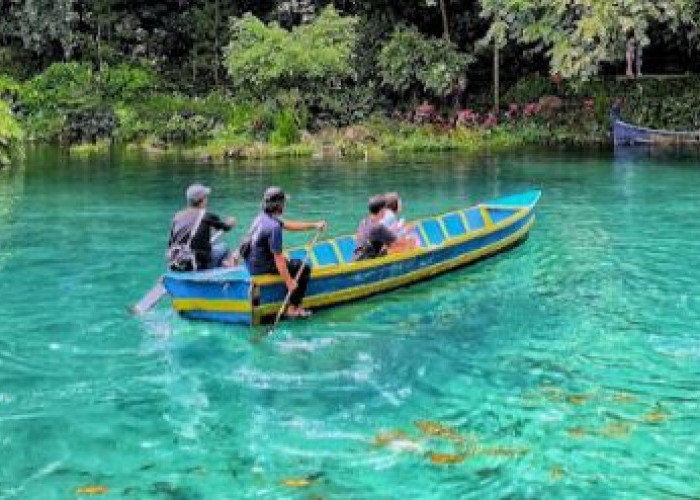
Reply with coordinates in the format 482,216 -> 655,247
252,214 -> 536,321
252,191 -> 540,284
615,118 -> 700,136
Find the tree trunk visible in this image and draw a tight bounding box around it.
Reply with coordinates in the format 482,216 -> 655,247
96,23 -> 103,73
439,0 -> 450,41
493,42 -> 500,113
192,50 -> 197,86
213,0 -> 220,87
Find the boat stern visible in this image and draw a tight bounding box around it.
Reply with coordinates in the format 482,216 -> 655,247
163,267 -> 254,325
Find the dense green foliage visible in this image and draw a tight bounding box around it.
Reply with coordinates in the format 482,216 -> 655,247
480,0 -> 700,78
1,1 -> 699,158
0,99 -> 23,165
379,26 -> 473,98
225,7 -> 357,99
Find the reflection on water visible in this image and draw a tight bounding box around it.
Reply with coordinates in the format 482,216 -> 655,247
0,164 -> 24,271
1,147 -> 700,498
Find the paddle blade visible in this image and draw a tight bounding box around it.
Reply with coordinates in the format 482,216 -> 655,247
130,281 -> 167,315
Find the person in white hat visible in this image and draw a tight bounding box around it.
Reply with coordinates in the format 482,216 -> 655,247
167,183 -> 236,271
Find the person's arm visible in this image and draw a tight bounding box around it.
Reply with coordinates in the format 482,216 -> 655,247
206,213 -> 237,232
269,221 -> 296,292
281,219 -> 326,232
274,253 -> 296,291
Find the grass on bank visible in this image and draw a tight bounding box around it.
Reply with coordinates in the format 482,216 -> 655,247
69,139 -> 111,155
2,63 -> 680,161
183,119 -> 584,161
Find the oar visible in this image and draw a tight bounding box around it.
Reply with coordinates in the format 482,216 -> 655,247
130,230 -> 224,316
265,228 -> 324,336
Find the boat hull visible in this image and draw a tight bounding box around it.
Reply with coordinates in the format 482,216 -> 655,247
163,190 -> 541,326
614,119 -> 700,146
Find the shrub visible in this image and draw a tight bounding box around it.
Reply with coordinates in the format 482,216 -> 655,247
269,109 -> 300,146
378,26 -> 472,99
503,74 -> 555,104
62,107 -> 117,145
225,6 -> 358,101
21,62 -> 97,114
102,64 -> 156,101
0,74 -> 22,102
0,100 -> 24,165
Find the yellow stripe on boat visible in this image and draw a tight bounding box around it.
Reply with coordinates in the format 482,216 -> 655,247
252,206 -> 529,285
254,216 -> 534,319
164,190 -> 541,326
172,298 -> 252,313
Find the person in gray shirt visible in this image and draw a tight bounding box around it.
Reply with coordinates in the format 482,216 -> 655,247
168,183 -> 236,271
354,194 -> 417,260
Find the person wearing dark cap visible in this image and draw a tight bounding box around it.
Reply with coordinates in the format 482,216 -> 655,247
244,186 -> 326,318
354,194 -> 416,260
167,183 -> 236,271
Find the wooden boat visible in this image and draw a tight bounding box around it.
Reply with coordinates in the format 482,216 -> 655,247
163,190 -> 541,325
613,118 -> 700,146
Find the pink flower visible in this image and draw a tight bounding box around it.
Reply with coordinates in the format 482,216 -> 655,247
523,102 -> 541,118
456,108 -> 479,127
482,112 -> 497,128
507,102 -> 519,121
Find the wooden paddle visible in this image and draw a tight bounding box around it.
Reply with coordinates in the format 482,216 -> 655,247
130,230 -> 224,316
265,228 -> 324,336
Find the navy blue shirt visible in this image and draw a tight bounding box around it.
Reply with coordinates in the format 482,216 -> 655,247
246,212 -> 284,275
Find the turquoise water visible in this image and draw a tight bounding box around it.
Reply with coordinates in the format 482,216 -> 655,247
2,147 -> 700,498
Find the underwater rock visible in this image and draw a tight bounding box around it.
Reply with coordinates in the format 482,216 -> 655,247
612,392 -> 637,404
373,429 -> 409,447
414,420 -> 464,444
566,394 -> 589,406
480,447 -> 529,458
567,426 -> 587,439
595,421 -> 632,438
75,485 -> 109,495
280,472 -> 324,488
427,452 -> 467,465
550,465 -> 564,480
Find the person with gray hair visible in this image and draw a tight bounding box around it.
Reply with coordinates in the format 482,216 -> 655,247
167,183 -> 236,271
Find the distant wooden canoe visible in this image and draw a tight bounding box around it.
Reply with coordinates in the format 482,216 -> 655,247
163,190 -> 541,326
613,119 -> 700,146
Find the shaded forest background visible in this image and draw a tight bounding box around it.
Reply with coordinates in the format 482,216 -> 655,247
1,0 -> 699,161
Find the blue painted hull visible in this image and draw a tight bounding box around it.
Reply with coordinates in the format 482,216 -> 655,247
614,119 -> 700,146
163,190 -> 541,325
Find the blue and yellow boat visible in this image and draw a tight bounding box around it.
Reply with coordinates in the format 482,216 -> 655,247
163,190 -> 541,325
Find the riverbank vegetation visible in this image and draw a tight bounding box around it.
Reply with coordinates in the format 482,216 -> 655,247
1,1 -> 699,162
0,97 -> 23,166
